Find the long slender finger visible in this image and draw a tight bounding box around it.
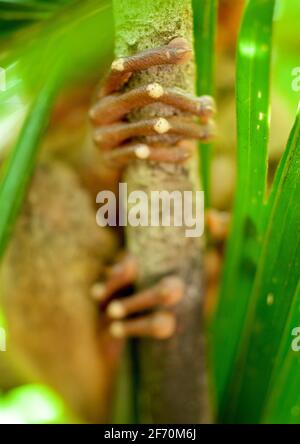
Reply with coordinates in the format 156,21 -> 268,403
103,143 -> 193,166
106,276 -> 184,320
94,117 -> 215,150
101,37 -> 192,96
109,311 -> 176,339
90,254 -> 138,301
90,83 -> 215,125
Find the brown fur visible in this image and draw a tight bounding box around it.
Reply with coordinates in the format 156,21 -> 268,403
0,160 -> 120,422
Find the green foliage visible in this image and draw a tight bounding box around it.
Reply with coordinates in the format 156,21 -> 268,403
222,109 -> 300,423
262,283 -> 300,424
211,0 -> 275,407
211,0 -> 300,423
0,0 -> 75,37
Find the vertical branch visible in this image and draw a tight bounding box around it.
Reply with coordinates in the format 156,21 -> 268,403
113,0 -> 211,423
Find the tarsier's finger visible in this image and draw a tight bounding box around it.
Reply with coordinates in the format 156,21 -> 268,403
103,143 -> 193,166
109,311 -> 176,339
90,254 -> 138,301
90,83 -> 215,125
101,37 -> 192,96
206,209 -> 230,241
94,117 -> 215,150
106,276 -> 184,320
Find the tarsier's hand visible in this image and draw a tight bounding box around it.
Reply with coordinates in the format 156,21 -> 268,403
89,38 -> 218,339
89,37 -> 216,166
91,254 -> 184,340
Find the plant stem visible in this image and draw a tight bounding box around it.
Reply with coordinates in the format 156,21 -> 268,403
193,0 -> 217,206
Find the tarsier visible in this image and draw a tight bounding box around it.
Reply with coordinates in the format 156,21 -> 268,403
1,38 -> 226,422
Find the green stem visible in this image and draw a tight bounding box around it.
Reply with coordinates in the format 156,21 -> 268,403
192,0 -> 217,206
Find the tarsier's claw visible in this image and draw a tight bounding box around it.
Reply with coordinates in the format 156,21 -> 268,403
90,37 -> 216,167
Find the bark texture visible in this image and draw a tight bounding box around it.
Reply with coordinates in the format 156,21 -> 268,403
113,0 -> 211,423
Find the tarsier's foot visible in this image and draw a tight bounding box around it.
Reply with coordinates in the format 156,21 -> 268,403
90,254 -> 184,339
90,207 -> 229,339
90,37 -> 216,166
89,39 -> 219,339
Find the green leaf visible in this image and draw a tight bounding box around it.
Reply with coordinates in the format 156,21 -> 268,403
262,281 -> 300,424
0,1 -> 57,21
0,70 -> 59,259
192,0 -> 217,205
222,110 -> 300,423
210,0 -> 276,410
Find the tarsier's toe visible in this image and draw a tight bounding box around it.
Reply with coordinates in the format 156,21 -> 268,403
100,37 -> 193,96
91,256 -> 184,339
90,83 -> 215,125
105,275 -> 184,339
93,117 -> 215,152
109,311 -> 176,340
103,143 -> 193,167
90,253 -> 138,301
106,275 -> 184,320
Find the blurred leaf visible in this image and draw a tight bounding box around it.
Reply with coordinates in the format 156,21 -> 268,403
272,0 -> 300,112
192,0 -> 217,205
0,0 -> 113,258
0,68 -> 59,259
211,0 -> 276,410
0,384 -> 69,424
262,282 -> 300,424
0,0 -> 76,37
0,0 -> 113,149
0,1 -> 57,21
